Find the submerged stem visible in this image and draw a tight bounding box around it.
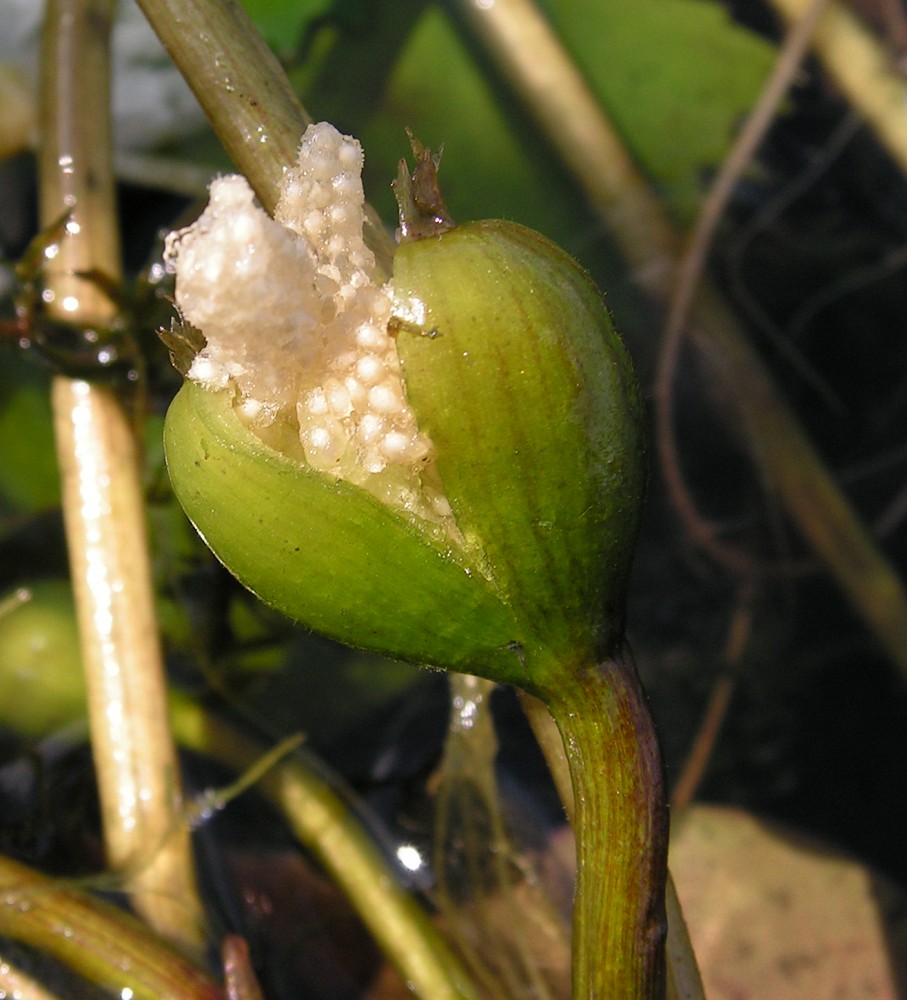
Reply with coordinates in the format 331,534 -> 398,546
434,675 -> 568,999
0,855 -> 222,1000
39,0 -> 203,950
540,652 -> 668,1000
170,698 -> 483,1000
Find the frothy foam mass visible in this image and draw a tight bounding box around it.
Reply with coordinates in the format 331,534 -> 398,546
164,123 -> 450,522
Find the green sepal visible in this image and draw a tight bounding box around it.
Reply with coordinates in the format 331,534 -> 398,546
393,220 -> 647,677
164,381 -> 528,684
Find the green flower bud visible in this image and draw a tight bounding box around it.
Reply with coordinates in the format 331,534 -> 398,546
166,381 -> 524,682
162,124 -> 645,691
392,195 -> 646,682
0,581 -> 86,735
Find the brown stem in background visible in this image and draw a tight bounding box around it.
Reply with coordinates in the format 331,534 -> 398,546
39,0 -> 204,951
655,0 -> 830,577
671,585 -> 756,814
222,936 -> 266,1000
768,0 -> 907,172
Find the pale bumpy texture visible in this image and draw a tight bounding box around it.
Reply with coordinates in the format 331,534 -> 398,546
164,123 -> 444,518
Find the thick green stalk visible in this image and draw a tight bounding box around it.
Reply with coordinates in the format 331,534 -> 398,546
134,0 -> 306,213
539,652 -> 668,1000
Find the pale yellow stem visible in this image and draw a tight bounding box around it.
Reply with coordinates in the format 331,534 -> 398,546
0,952 -> 62,1000
40,0 -> 203,951
452,0 -> 680,292
768,0 -> 907,176
51,381 -> 203,945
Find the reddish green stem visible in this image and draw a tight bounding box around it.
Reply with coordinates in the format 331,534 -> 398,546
540,650 -> 668,1000
0,855 -> 223,1000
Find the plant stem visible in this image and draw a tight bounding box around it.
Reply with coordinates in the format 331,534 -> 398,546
0,855 -> 223,1000
39,0 -> 204,951
135,0 -> 394,272
663,875 -> 706,1000
169,697 -> 484,1000
0,951 -> 61,1000
519,690 -> 702,1000
767,0 -> 907,175
537,652 -> 668,1000
433,676 -> 568,999
134,0 -> 307,214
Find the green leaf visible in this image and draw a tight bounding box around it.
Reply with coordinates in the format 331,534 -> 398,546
310,0 -> 773,232
239,0 -> 332,56
543,0 -> 776,221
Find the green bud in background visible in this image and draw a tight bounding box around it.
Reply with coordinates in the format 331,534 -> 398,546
0,581 -> 86,736
162,123 -> 645,693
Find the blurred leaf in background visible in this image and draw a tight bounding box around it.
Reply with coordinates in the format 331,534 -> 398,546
293,0 -> 774,240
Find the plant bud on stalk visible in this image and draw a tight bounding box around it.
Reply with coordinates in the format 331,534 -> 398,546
163,123 -> 665,999
163,123 -> 645,686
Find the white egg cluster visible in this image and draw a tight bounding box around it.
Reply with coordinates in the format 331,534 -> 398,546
164,122 -> 440,516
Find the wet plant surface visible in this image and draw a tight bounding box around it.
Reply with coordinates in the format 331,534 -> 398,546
2,1 -> 907,996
